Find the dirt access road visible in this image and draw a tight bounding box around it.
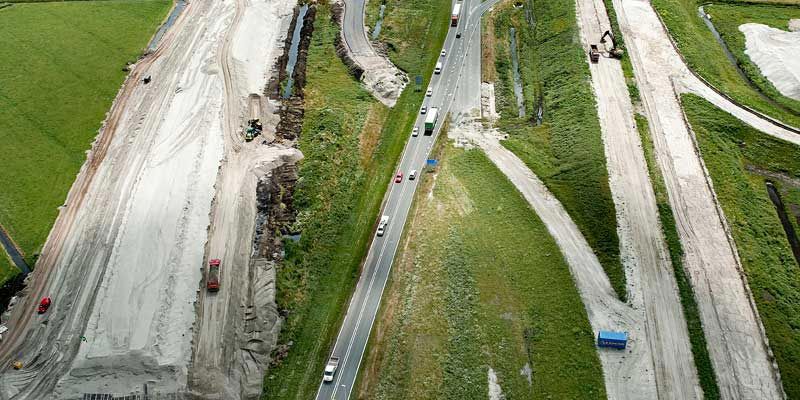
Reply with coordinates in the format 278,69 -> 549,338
612,0 -> 799,397
187,0 -> 301,398
450,2 -> 660,398
575,0 -> 702,397
0,0 -> 296,398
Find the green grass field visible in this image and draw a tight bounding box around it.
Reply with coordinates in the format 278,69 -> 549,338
0,0 -> 171,282
651,0 -> 800,128
684,94 -> 800,398
490,0 -> 625,299
263,0 -> 451,397
705,3 -> 800,115
357,144 -> 606,399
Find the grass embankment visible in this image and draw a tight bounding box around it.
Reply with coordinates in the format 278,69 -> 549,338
706,3 -> 800,114
490,1 -> 625,299
357,144 -> 606,399
263,0 -> 450,397
635,114 -> 721,398
684,94 -> 800,398
0,0 -> 171,282
650,0 -> 800,127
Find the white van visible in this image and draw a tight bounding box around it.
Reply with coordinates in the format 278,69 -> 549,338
377,215 -> 389,236
409,170 -> 417,180
434,61 -> 443,74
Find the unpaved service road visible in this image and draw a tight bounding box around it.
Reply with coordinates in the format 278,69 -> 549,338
0,0 -> 294,398
612,0 -> 794,397
575,0 -> 701,397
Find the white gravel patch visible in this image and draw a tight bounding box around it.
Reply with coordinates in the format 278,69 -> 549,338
740,23 -> 800,100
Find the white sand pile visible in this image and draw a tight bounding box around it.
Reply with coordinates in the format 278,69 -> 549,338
740,23 -> 800,100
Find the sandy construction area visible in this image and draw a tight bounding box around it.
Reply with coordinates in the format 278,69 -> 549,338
740,23 -> 800,100
0,0 -> 297,398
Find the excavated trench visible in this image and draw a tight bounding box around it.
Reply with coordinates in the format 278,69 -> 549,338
509,27 -> 525,118
765,181 -> 800,266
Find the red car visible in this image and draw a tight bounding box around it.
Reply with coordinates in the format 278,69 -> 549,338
394,172 -> 403,183
207,259 -> 221,292
37,297 -> 51,314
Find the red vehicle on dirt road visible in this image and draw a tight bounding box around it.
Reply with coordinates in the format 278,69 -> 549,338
207,259 -> 221,292
37,297 -> 51,314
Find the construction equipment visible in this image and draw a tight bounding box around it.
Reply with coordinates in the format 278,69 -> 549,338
589,44 -> 600,63
207,259 -> 221,292
244,94 -> 264,142
600,30 -> 624,59
12,361 -> 22,370
244,119 -> 263,142
597,330 -> 628,349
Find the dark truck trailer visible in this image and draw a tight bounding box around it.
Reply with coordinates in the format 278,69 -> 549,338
597,330 -> 628,349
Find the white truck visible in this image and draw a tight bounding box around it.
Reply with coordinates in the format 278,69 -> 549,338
323,356 -> 340,382
377,215 -> 389,236
434,61 -> 443,74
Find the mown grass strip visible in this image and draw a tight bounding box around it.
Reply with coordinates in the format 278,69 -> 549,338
491,0 -> 625,299
650,0 -> 800,128
358,144 -> 606,399
684,93 -> 800,398
0,0 -> 171,283
264,0 -> 450,397
635,114 -> 721,399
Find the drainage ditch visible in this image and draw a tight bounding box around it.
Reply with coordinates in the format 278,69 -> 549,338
371,3 -> 386,40
765,181 -> 800,266
147,0 -> 187,54
509,27 -> 526,118
283,4 -> 309,99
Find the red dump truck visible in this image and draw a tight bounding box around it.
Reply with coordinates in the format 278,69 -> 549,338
207,259 -> 221,291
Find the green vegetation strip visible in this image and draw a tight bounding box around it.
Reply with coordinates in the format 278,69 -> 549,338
263,0 -> 450,397
360,145 -> 606,399
684,94 -> 800,398
650,0 -> 800,127
705,2 -> 800,115
0,0 -> 171,283
635,114 -> 720,399
490,0 -> 625,299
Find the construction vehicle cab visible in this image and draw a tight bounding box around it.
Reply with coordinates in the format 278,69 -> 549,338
589,44 -> 600,63
244,119 -> 263,142
600,30 -> 624,59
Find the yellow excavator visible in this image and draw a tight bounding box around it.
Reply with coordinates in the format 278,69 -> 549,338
600,30 -> 624,59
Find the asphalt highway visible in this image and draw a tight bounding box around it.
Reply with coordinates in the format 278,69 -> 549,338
315,0 -> 499,398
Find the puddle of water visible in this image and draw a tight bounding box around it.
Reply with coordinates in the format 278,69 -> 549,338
147,0 -> 187,53
283,4 -> 309,99
372,4 -> 386,40
510,27 -> 526,118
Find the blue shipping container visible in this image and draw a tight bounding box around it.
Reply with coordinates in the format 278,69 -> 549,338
597,330 -> 628,349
